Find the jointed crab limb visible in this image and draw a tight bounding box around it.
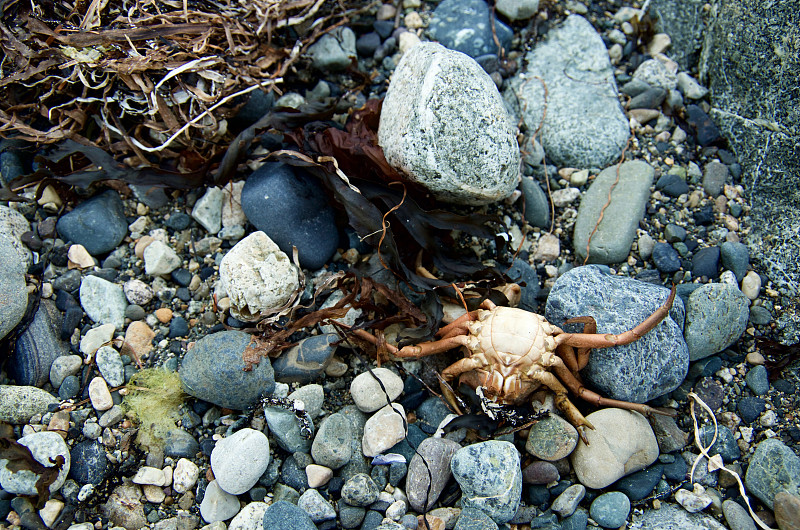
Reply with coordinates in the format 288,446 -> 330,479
525,370 -> 594,444
560,316 -> 597,372
554,285 -> 677,349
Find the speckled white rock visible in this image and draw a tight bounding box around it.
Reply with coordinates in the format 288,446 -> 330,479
228,502 -> 269,530
362,404 -> 408,457
132,466 -> 166,486
741,271 -> 761,300
173,458 -> 200,494
0,431 -> 70,495
378,42 -> 520,205
123,279 -> 154,305
496,0 -> 539,20
144,240 -> 182,276
570,409 -> 659,489
210,428 -> 270,495
95,345 -> 125,387
0,205 -> 33,268
80,323 -> 116,355
88,377 -> 113,411
350,368 -> 405,413
217,231 -> 299,322
80,276 -> 127,330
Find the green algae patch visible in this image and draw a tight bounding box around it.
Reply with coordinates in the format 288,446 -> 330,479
122,369 -> 186,451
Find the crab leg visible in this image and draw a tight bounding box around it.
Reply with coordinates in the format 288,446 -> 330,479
437,310 -> 479,339
561,316 -> 597,371
546,355 -> 676,418
554,285 -> 676,349
525,370 -> 594,443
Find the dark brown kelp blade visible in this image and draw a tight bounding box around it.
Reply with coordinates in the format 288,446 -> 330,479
0,436 -> 65,509
759,337 -> 800,380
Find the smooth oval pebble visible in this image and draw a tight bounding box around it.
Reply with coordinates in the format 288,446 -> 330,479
262,500 -> 316,530
0,385 -> 59,424
200,480 -> 240,523
350,368 -> 404,413
589,491 -> 630,528
211,428 -> 270,495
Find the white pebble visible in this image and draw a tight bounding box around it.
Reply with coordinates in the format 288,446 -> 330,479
741,271 -> 761,300
39,498 -> 64,528
362,404 -> 407,457
173,458 -> 200,494
132,466 -> 166,486
350,368 -> 404,413
306,464 -> 333,488
88,377 -> 113,411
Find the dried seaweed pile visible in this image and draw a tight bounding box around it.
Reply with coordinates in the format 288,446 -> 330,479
0,0 -> 371,167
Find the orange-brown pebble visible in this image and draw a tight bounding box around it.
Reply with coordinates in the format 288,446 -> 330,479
125,321 -> 156,358
134,236 -> 155,259
417,514 -> 445,530
47,410 -> 71,438
155,308 -> 173,323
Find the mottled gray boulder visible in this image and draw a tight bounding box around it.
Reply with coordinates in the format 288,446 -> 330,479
451,441 -> 521,523
573,161 -> 655,264
428,0 -> 513,58
505,15 -> 629,168
0,386 -> 59,424
745,438 -> 800,510
684,283 -> 749,361
0,235 -> 27,341
699,0 -> 800,342
179,331 -> 275,410
379,42 -> 519,205
545,266 -> 688,403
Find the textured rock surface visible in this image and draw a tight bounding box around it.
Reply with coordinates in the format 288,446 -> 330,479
745,438 -> 800,510
79,275 -> 127,330
629,502 -> 727,529
379,42 -> 519,205
0,431 -> 70,495
0,205 -> 33,267
10,300 -> 67,387
0,235 -> 28,341
0,386 -> 59,424
428,0 -> 513,58
56,190 -> 128,255
179,331 -> 275,410
572,161 -> 655,264
211,428 -> 270,495
217,231 -> 300,321
506,15 -> 629,168
406,437 -> 461,512
684,283 -> 749,361
570,409 -> 659,489
545,266 -> 688,403
700,0 -> 800,342
451,440 -> 522,523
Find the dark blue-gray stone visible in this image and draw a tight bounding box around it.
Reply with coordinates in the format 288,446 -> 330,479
684,283 -> 749,361
662,455 -> 688,481
262,500 -> 317,530
165,212 -> 192,231
451,441 -> 522,523
698,424 -> 740,462
0,149 -> 25,185
589,491 -> 630,528
11,301 -> 68,387
428,0 -> 513,58
163,429 -> 200,458
744,438 -> 800,510
520,176 -> 550,229
338,500 -> 366,528
454,507 -> 499,529
361,510 -> 383,530
655,173 -> 690,197
69,441 -> 108,485
414,397 -> 453,434
737,396 -> 766,424
389,423 -> 427,463
356,32 -> 381,57
178,330 -> 275,409
702,161 -> 729,197
692,246 -> 720,279
628,87 -> 667,109
545,265 -> 688,403
168,316 -> 189,338
506,258 -> 540,312
720,241 -> 749,282
745,365 -> 770,395
613,464 -> 664,501
749,305 -> 772,325
272,334 -> 337,384
59,375 -> 80,399
561,507 -> 588,530
56,190 -> 128,255
241,162 -> 338,270
280,456 -> 309,491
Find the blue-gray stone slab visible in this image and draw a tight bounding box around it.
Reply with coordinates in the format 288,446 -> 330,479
428,0 -> 513,58
744,438 -> 800,510
56,190 -> 128,255
505,15 -> 629,168
684,283 -> 749,361
178,330 -> 275,410
451,440 -> 522,523
572,161 -> 655,264
545,265 -> 688,403
11,301 -> 67,387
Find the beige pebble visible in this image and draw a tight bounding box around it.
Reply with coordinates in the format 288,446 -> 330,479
376,3 -> 396,20
47,410 -> 71,438
38,498 -> 64,528
741,271 -> 761,300
341,248 -> 359,265
398,31 -> 421,54
714,195 -> 728,213
143,484 -> 166,503
746,351 -> 765,365
628,108 -> 661,125
67,244 -> 97,269
647,33 -> 672,55
405,12 -> 424,29
162,465 -> 173,488
306,464 -> 333,488
134,236 -> 155,259
774,491 -> 800,530
125,321 -> 155,359
188,275 -> 202,291
325,357 -> 348,378
155,308 -> 173,323
216,297 -> 231,312
418,514 -> 445,530
133,466 -> 167,486
533,233 -> 560,261
89,377 -> 113,411
723,214 -> 739,232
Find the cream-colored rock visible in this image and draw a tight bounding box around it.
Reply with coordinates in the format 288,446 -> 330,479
217,231 -> 299,321
306,464 -> 334,488
741,271 -> 761,300
67,244 -> 97,269
363,404 -> 408,457
570,409 -> 659,489
350,368 -> 404,413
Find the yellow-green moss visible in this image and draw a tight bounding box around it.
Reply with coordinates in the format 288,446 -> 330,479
121,369 -> 186,452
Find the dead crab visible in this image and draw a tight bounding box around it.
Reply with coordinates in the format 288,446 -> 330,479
356,285 -> 677,441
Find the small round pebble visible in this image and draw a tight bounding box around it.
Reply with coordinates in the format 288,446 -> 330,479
745,365 -> 770,396
652,242 -> 681,273
589,491 -> 630,529
722,499 -> 757,530
341,473 -> 380,507
200,480 -> 240,523
350,368 -> 404,413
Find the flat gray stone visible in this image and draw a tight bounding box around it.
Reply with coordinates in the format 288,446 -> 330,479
79,275 -> 127,330
744,438 -> 800,510
573,161 -> 655,264
379,42 -> 519,205
407,437 -> 461,512
0,385 -> 59,424
451,441 -> 521,523
629,502 -> 727,530
505,15 -> 629,168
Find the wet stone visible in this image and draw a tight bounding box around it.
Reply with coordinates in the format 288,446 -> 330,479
428,0 -> 513,58
612,464 -> 663,501
693,378 -> 724,411
656,173 -> 690,197
652,242 -> 682,273
272,334 -> 337,384
525,415 -> 579,461
692,246 -> 720,279
737,396 -> 766,424
56,190 -> 128,255
451,441 -> 522,523
522,461 -> 560,485
589,491 -> 630,529
744,438 -> 800,510
744,365 -> 770,396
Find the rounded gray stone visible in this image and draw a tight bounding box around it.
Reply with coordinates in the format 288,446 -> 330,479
744,438 -> 800,510
11,300 -> 68,387
0,385 -> 59,424
56,190 -> 128,255
0,235 -> 27,341
684,283 -> 749,361
525,415 -> 579,461
406,437 -> 462,512
0,431 -> 70,495
79,275 -> 127,330
211,428 -> 270,495
451,440 -> 522,523
379,42 -> 519,205
311,413 -> 353,469
589,491 -> 630,529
